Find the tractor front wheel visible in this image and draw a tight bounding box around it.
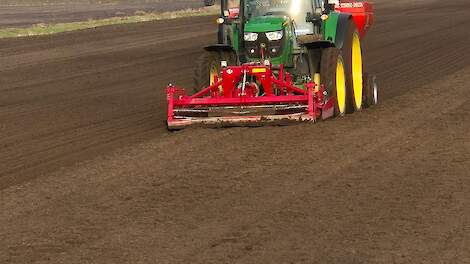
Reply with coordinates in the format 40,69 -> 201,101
321,48 -> 347,117
193,51 -> 237,93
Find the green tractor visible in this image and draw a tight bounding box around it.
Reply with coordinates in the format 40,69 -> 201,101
194,0 -> 377,116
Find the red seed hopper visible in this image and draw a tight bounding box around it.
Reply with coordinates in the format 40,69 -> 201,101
336,1 -> 374,37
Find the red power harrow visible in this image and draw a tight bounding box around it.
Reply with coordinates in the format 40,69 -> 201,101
166,63 -> 335,130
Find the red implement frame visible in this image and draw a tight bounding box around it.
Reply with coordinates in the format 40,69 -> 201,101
166,63 -> 335,130
336,1 -> 374,38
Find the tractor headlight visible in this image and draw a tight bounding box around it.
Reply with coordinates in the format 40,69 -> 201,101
244,32 -> 258,42
265,30 -> 283,41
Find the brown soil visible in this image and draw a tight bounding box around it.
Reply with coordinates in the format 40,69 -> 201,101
1,0 -> 470,263
0,0 -> 204,28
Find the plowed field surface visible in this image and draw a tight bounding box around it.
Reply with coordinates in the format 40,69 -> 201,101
1,0 -> 470,263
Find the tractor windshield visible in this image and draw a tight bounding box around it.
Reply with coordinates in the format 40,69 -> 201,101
244,0 -> 315,35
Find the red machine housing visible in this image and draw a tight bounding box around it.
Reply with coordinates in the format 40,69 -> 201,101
336,1 -> 374,38
166,63 -> 335,130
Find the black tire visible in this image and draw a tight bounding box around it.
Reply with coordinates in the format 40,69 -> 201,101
221,51 -> 238,66
306,48 -> 321,78
193,51 -> 237,94
194,51 -> 220,93
363,73 -> 378,108
341,19 -> 363,114
320,47 -> 347,117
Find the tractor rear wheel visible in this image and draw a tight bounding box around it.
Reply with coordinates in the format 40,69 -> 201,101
193,51 -> 237,93
342,19 -> 364,113
321,48 -> 347,117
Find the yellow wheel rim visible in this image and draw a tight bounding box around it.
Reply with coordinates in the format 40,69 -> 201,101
209,63 -> 218,85
352,32 -> 363,110
336,56 -> 347,114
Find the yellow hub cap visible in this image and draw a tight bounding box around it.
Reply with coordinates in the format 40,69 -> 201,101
336,57 -> 346,114
352,32 -> 363,110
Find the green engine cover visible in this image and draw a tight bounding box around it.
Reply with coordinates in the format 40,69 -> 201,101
243,16 -> 292,66
322,11 -> 340,43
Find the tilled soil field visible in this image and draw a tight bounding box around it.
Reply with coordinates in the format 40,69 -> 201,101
1,0 -> 470,263
0,0 -> 204,28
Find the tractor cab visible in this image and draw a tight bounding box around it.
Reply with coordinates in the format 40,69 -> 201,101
243,0 -> 320,36
216,0 -> 335,70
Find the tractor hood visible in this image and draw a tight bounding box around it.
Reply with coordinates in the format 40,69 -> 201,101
244,16 -> 286,33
